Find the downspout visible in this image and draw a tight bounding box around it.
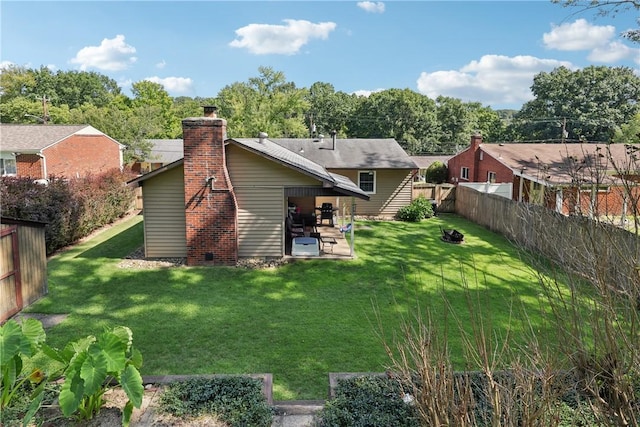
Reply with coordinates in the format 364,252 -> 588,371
38,151 -> 47,179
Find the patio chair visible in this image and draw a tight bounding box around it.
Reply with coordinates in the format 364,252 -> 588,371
286,216 -> 305,239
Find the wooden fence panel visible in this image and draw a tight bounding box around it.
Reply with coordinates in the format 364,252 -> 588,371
0,219 -> 47,322
0,226 -> 21,322
412,183 -> 456,213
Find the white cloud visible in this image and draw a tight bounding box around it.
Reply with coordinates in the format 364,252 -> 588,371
416,54 -> 574,107
229,19 -> 336,55
543,19 -> 615,51
357,1 -> 385,13
69,35 -> 137,71
144,76 -> 194,94
588,41 -> 640,63
156,60 -> 166,69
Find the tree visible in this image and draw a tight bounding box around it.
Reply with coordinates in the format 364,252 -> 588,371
53,70 -> 121,109
514,66 -> 640,142
306,82 -> 359,137
0,64 -> 36,103
613,112 -> 640,144
217,67 -> 309,138
435,96 -> 474,152
348,88 -> 438,154
131,80 -> 180,138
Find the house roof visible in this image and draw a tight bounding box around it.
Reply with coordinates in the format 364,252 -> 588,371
0,124 -> 122,152
230,137 -> 370,199
144,139 -> 183,164
410,155 -> 452,169
481,142 -> 639,185
269,137 -> 418,169
128,137 -> 371,200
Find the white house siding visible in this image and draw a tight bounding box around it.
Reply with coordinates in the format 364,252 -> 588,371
329,169 -> 414,217
141,166 -> 187,257
227,145 -> 319,258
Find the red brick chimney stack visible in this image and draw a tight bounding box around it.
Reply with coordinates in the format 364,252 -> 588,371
182,106 -> 238,266
471,134 -> 482,150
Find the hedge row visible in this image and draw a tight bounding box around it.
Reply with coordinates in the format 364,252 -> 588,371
0,169 -> 136,255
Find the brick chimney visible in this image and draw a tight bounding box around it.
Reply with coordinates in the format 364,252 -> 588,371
182,106 -> 238,266
471,133 -> 482,150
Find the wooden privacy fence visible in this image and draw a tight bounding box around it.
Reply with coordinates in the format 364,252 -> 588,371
412,183 -> 456,212
455,185 -> 640,295
0,218 -> 48,322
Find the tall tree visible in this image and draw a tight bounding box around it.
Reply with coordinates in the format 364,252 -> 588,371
217,67 -> 309,138
131,80 -> 180,138
348,88 -> 438,154
306,82 -> 359,137
514,66 -> 640,142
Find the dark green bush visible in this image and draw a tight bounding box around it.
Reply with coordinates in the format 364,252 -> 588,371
159,376 -> 273,427
0,168 -> 135,254
424,161 -> 448,183
395,196 -> 434,222
316,376 -> 419,427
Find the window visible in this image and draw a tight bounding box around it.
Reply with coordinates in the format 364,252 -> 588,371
0,158 -> 16,176
358,170 -> 376,193
487,171 -> 496,183
461,167 -> 469,180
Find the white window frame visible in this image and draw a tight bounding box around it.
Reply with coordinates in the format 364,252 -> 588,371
358,170 -> 376,194
487,171 -> 496,183
461,167 -> 469,180
0,153 -> 17,176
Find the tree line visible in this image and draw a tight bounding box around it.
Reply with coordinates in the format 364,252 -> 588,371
1,64 -> 639,163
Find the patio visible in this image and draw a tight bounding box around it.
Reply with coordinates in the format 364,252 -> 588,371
287,222 -> 355,260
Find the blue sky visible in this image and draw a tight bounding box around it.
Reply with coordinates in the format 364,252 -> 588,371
1,1 -> 638,109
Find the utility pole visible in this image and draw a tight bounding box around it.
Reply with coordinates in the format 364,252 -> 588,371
24,95 -> 50,124
39,95 -> 50,123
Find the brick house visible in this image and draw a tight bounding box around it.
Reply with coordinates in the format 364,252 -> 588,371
128,107 -> 417,266
448,135 -> 640,217
0,124 -> 124,179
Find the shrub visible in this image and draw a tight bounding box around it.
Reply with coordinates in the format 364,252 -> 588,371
315,375 -> 419,427
424,161 -> 448,183
43,325 -> 144,426
159,376 -> 273,427
395,196 -> 434,222
0,168 -> 136,254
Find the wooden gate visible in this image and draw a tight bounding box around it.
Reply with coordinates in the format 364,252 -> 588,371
1,225 -> 22,322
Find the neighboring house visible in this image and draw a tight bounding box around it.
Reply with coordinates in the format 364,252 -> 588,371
128,107 -> 417,266
448,134 -> 640,216
410,155 -> 452,182
131,139 -> 184,175
0,124 -> 124,179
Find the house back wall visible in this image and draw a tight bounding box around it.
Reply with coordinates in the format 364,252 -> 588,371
44,135 -> 121,178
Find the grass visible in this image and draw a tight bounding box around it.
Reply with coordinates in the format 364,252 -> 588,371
28,213 -> 556,400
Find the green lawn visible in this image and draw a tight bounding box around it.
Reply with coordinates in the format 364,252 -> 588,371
28,213 -> 554,400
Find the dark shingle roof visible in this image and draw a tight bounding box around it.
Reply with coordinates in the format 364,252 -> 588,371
144,139 -> 184,164
269,138 -> 417,169
0,124 -> 113,152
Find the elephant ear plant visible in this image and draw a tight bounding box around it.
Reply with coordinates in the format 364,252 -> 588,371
43,325 -> 144,426
0,318 -> 47,426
